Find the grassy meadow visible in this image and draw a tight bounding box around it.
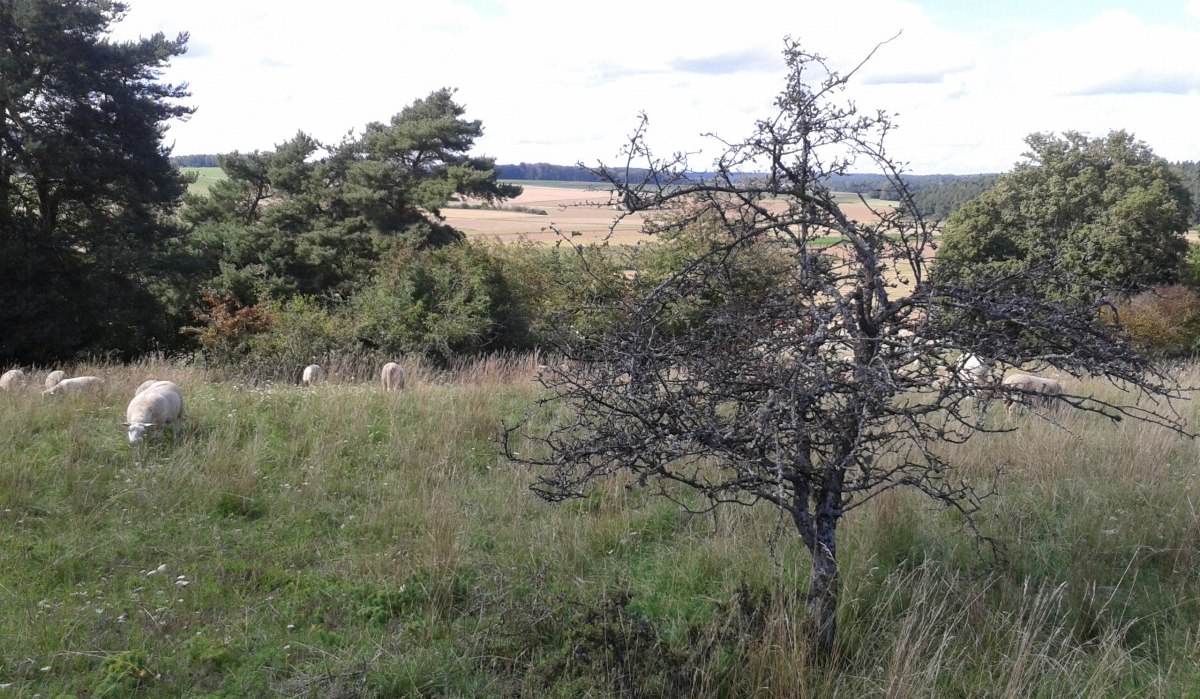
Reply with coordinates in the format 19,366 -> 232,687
3,357 -> 1200,696
181,167 -> 224,196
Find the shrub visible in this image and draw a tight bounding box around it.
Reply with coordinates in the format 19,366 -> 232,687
1103,285 -> 1200,358
183,292 -> 274,364
1178,242 -> 1200,290
349,243 -> 511,361
483,239 -> 633,345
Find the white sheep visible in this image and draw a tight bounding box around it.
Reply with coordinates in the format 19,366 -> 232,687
301,364 -> 322,386
936,352 -> 990,391
124,381 -> 184,443
381,361 -> 405,392
44,370 -> 67,389
135,379 -> 159,396
41,376 -> 103,396
1001,373 -> 1062,417
953,353 -> 990,386
1,369 -> 28,392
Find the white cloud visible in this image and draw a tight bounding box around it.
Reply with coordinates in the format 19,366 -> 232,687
108,1 -> 1200,174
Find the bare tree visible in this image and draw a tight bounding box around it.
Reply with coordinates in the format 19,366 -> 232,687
505,39 -> 1188,656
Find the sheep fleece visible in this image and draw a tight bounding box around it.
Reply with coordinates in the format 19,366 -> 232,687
381,362 -> 405,391
126,382 -> 184,426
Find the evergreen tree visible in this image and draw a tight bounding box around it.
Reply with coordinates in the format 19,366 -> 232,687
185,89 -> 521,305
0,0 -> 192,362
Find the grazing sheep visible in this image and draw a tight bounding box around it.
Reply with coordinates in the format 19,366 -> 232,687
381,362 -> 405,392
135,379 -> 160,395
44,370 -> 67,389
41,376 -> 103,396
301,364 -> 322,387
935,352 -> 990,391
954,353 -> 989,386
1001,373 -> 1062,417
1,369 -> 28,392
124,381 -> 184,443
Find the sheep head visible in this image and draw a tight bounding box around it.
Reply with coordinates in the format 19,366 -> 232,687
124,422 -> 154,443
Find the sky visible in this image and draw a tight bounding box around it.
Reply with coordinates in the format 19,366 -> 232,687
109,0 -> 1200,175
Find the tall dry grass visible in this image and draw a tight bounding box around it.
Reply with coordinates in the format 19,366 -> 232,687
1,355 -> 1198,696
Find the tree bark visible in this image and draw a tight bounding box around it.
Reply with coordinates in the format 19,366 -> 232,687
807,509 -> 839,656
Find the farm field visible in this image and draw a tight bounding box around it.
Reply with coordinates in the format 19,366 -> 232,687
3,357 -> 1200,696
444,185 -> 652,243
445,184 -> 892,243
180,169 -> 893,244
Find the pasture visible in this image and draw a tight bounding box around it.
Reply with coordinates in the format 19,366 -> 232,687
181,167 -> 224,196
3,357 -> 1200,696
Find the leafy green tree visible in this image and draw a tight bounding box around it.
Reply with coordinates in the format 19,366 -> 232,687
1172,160 -> 1200,226
0,0 -> 193,362
184,89 -> 521,306
934,131 -> 1192,297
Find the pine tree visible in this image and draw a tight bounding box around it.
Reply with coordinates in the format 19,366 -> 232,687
0,0 -> 193,361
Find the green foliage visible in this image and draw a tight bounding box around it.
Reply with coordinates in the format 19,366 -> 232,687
632,214 -> 794,333
484,240 -> 633,343
233,295 -> 350,376
1181,242 -> 1200,290
189,240 -> 637,369
911,173 -> 1001,219
184,133 -> 380,302
0,0 -> 194,362
1171,160 -> 1200,226
94,650 -> 153,697
348,243 -> 510,361
934,130 -> 1193,297
183,89 -> 522,308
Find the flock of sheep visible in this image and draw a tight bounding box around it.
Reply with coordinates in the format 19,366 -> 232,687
0,361 -> 408,444
0,368 -> 104,396
3,352 -> 1058,443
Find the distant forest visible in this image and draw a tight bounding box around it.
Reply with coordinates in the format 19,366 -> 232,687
173,153 -> 219,167
172,156 -> 1200,225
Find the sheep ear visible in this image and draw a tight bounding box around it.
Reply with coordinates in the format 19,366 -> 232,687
121,421 -> 131,426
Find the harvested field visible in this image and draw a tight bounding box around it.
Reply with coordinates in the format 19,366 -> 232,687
444,185 -> 651,243
445,184 -> 891,243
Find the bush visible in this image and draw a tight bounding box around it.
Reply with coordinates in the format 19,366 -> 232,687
484,239 -> 633,345
349,243 -> 514,361
185,239 -> 643,372
1104,285 -> 1200,358
1178,242 -> 1200,290
184,292 -> 274,364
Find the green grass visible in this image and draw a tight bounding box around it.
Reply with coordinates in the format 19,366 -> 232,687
181,167 -> 224,196
832,191 -> 898,207
3,358 -> 1200,696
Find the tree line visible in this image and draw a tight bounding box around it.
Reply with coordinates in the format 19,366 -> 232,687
4,1 -> 1196,372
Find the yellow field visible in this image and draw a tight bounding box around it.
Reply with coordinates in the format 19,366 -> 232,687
444,185 -> 888,243
443,186 -> 652,243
